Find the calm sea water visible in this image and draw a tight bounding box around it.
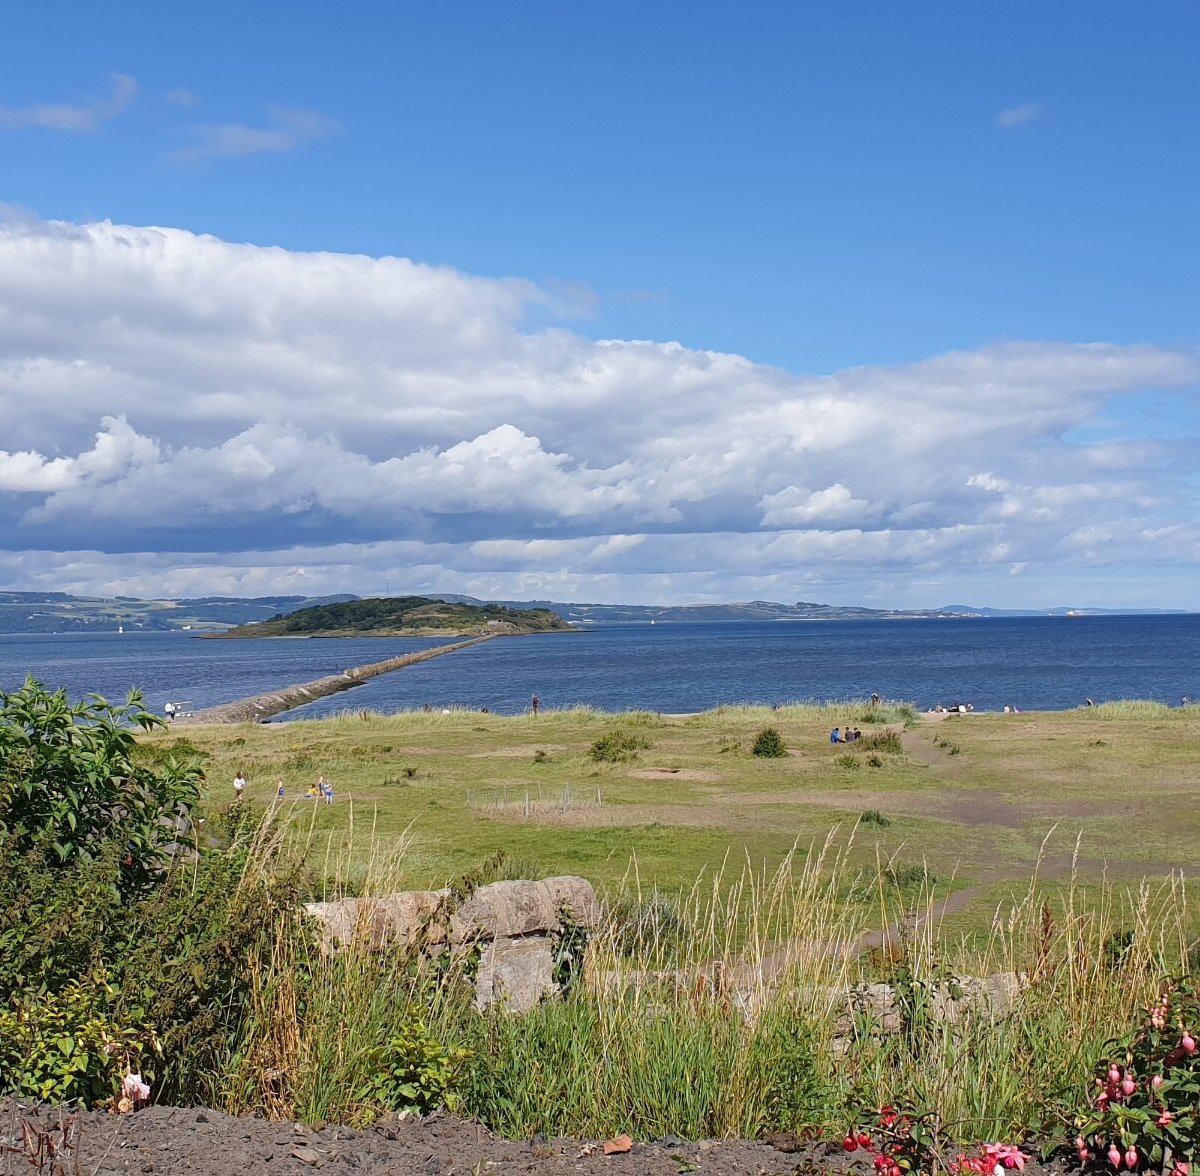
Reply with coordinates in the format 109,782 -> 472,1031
0,616 -> 1196,721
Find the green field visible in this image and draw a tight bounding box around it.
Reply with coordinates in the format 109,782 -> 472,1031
160,698 -> 1200,934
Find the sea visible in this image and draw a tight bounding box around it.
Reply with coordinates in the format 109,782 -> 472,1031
0,615 -> 1197,722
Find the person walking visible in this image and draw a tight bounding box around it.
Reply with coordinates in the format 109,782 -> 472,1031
531,692 -> 541,716
233,770 -> 247,801
318,774 -> 333,805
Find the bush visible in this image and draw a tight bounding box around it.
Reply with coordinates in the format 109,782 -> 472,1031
611,892 -> 686,958
0,679 -> 204,897
858,730 -> 903,755
861,809 -> 892,828
589,730 -> 650,762
751,727 -> 788,758
0,972 -> 147,1105
1074,983 -> 1200,1173
360,1016 -> 469,1117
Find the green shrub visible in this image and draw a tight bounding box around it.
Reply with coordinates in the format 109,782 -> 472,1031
0,679 -> 204,897
751,727 -> 787,758
611,892 -> 686,958
0,972 -> 148,1105
588,730 -> 650,763
858,729 -> 903,754
835,753 -> 860,769
860,809 -> 892,828
360,1016 -> 469,1116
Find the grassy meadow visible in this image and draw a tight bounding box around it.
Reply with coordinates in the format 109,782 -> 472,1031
161,698 -> 1200,941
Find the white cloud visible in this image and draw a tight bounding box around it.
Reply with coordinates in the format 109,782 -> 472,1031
168,106 -> 339,163
164,87 -> 200,108
0,74 -> 138,132
0,214 -> 1197,606
995,103 -> 1043,129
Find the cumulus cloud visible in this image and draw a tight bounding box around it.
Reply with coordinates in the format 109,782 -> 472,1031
0,214 -> 1197,605
995,102 -> 1043,128
168,106 -> 339,163
0,73 -> 138,132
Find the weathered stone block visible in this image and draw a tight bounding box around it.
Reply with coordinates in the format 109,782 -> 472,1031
475,936 -> 556,1011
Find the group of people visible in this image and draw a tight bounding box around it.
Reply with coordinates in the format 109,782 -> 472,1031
830,726 -> 863,743
232,771 -> 335,804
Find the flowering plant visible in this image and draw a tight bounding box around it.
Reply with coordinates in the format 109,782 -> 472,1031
1075,982 -> 1200,1173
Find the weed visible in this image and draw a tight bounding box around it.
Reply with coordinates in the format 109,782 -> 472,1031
860,809 -> 891,828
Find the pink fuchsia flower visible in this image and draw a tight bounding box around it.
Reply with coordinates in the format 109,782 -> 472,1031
1125,1147 -> 1139,1170
121,1073 -> 150,1103
1158,1110 -> 1175,1126
1171,1163 -> 1189,1176
1152,1075 -> 1164,1090
1108,1143 -> 1123,1169
1182,1032 -> 1196,1055
843,1136 -> 858,1152
1121,1077 -> 1136,1096
991,1144 -> 1028,1170
1109,1066 -> 1122,1084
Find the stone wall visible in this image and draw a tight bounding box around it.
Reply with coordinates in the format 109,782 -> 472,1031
303,876 -> 599,1012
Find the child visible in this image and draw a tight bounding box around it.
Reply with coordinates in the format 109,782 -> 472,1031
233,771 -> 247,801
275,779 -> 286,799
318,774 -> 333,805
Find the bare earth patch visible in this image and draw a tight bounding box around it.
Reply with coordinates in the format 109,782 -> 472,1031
471,744 -> 574,757
631,767 -> 721,781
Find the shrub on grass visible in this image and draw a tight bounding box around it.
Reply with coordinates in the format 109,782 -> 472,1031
836,753 -> 860,769
588,730 -> 650,763
751,727 -> 788,758
860,809 -> 892,828
858,729 -> 903,754
611,892 -> 686,958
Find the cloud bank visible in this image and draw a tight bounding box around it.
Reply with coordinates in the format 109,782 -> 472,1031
0,215 -> 1196,606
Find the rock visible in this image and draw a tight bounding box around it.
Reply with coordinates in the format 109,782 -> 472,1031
475,936 -> 555,1011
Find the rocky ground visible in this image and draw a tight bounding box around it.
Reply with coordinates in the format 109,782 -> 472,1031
0,1101 -> 1075,1176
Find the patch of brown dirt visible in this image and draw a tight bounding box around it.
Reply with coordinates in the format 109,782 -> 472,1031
0,1100 -> 856,1175
470,744 -> 573,757
630,768 -> 721,781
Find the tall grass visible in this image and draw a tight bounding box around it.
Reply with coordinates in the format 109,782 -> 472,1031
214,815 -> 1194,1143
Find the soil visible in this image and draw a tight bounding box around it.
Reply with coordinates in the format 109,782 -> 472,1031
1,1101 -> 855,1175
1,1101 -> 1076,1176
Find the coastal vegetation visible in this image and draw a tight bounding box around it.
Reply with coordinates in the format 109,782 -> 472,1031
214,594 -> 572,638
3,681 -> 1199,1166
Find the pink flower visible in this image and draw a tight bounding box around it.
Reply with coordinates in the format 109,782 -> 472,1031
1171,1163 -> 1189,1176
1182,1032 -> 1196,1055
1158,1110 -> 1174,1126
1109,1066 -> 1123,1084
1121,1077 -> 1136,1096
1152,1075 -> 1164,1090
993,1145 -> 1027,1170
1125,1147 -> 1139,1170
1108,1143 -> 1123,1169
121,1073 -> 150,1103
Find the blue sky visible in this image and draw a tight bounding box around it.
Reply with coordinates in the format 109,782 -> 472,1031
0,2 -> 1197,607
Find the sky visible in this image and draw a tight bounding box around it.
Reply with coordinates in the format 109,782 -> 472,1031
0,1 -> 1197,609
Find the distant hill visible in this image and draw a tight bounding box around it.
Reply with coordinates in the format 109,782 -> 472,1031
0,590 -> 1188,635
0,592 -> 355,634
212,595 -> 572,638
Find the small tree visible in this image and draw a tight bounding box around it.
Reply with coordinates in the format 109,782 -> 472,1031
751,727 -> 788,758
0,678 -> 204,897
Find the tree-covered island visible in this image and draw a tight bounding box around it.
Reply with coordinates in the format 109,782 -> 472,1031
208,595 -> 573,638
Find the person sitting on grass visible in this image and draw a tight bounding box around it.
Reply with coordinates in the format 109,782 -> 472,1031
830,727 -> 840,743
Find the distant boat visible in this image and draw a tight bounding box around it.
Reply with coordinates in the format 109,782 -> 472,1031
117,624 -> 124,634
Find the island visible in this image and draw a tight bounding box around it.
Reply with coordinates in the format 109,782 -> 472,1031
208,595 -> 573,638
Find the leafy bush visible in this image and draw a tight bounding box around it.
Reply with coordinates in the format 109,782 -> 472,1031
0,972 -> 148,1105
588,730 -> 650,762
1074,983 -> 1200,1173
836,753 -> 861,769
860,809 -> 892,828
751,727 -> 787,758
0,679 -> 203,897
360,1017 -> 469,1116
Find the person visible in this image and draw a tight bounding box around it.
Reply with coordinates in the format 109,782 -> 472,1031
318,774 -> 333,805
870,693 -> 881,707
275,779 -> 285,799
233,770 -> 247,801
305,782 -> 319,799
1085,697 -> 1095,708
531,693 -> 541,716
830,727 -> 840,744
164,701 -> 176,721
